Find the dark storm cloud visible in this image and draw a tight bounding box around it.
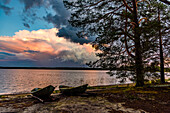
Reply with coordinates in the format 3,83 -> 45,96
0,52 -> 15,56
49,0 -> 69,20
43,0 -> 70,28
43,13 -> 68,28
2,0 -> 11,4
0,4 -> 13,15
19,0 -> 45,10
19,0 -> 93,44
24,50 -> 40,53
42,0 -> 91,43
23,23 -> 30,28
57,25 -> 91,44
44,14 -> 92,44
0,52 -> 17,65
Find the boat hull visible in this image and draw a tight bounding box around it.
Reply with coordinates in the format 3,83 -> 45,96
32,85 -> 55,99
59,84 -> 88,95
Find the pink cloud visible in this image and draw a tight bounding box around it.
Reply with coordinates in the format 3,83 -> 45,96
0,28 -> 98,65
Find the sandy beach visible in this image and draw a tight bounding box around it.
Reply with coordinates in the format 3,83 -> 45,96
0,84 -> 170,113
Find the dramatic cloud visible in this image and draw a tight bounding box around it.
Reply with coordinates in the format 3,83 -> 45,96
19,0 -> 69,28
0,52 -> 15,61
19,0 -> 45,10
1,0 -> 95,43
43,0 -> 70,28
0,28 -> 98,67
19,0 -> 95,44
0,3 -> 13,15
57,25 -> 93,44
2,0 -> 11,5
23,23 -> 30,28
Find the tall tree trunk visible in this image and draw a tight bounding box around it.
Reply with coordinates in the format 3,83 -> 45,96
158,8 -> 165,83
132,0 -> 144,86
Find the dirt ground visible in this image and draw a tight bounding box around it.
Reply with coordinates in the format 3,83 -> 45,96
0,84 -> 169,113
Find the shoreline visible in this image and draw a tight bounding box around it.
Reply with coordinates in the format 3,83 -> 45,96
0,83 -> 134,96
1,82 -> 170,96
0,83 -> 170,113
0,67 -> 169,72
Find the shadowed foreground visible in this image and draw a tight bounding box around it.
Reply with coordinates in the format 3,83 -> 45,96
0,84 -> 170,113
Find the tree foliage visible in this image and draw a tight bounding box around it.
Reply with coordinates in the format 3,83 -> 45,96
159,0 -> 170,5
150,1 -> 169,83
63,0 -> 169,86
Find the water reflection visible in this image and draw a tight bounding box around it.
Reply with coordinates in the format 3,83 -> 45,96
0,69 -> 116,94
0,69 -> 169,94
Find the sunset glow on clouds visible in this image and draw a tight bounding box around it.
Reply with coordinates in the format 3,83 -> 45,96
0,28 -> 98,67
0,0 -> 97,67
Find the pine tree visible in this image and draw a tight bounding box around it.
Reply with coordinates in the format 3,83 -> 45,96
63,0 -> 169,86
149,0 -> 170,83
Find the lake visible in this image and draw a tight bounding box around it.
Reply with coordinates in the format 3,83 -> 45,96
0,69 -> 169,95
0,69 -> 120,95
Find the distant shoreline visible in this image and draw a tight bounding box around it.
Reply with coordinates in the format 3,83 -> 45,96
0,67 -> 109,70
1,67 -> 169,72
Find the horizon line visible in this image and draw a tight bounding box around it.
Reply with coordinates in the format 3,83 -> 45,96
0,66 -> 109,70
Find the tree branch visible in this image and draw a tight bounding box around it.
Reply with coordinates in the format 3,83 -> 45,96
122,0 -> 133,13
137,0 -> 150,5
127,33 -> 135,41
91,11 -> 123,23
139,17 -> 147,24
84,0 -> 111,8
124,37 -> 135,58
124,7 -> 135,58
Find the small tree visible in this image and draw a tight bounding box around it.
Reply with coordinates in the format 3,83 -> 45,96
150,1 -> 170,83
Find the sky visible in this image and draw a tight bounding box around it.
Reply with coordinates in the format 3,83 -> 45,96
0,0 -> 97,67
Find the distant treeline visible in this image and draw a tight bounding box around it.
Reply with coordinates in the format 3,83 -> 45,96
0,67 -> 109,70
0,66 -> 169,72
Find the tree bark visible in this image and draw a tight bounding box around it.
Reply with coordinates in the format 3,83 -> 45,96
132,0 -> 144,86
158,8 -> 165,83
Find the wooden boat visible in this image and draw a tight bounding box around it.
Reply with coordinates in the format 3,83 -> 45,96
31,88 -> 41,92
59,84 -> 88,95
31,85 -> 55,100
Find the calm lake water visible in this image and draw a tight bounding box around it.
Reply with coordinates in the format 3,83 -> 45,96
0,69 -> 169,95
0,69 -> 120,95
